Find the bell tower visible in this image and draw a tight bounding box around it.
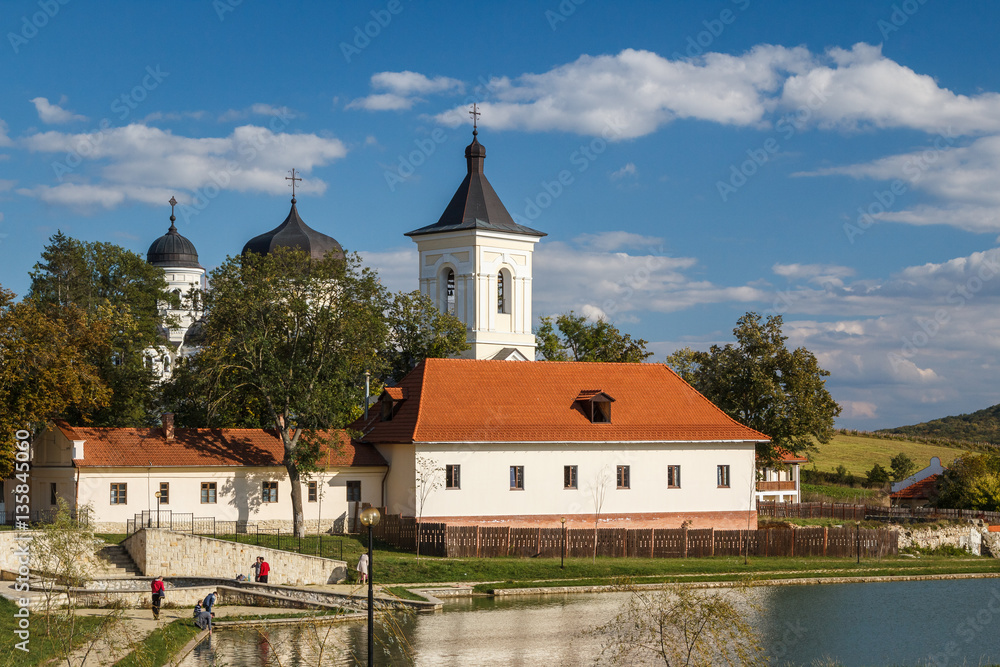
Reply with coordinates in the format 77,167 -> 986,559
406,118 -> 545,361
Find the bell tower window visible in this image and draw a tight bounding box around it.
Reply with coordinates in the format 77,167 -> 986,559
497,271 -> 505,313
446,269 -> 455,314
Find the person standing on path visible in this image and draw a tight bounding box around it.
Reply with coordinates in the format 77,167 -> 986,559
357,552 -> 369,584
258,557 -> 270,583
150,575 -> 165,620
251,557 -> 261,582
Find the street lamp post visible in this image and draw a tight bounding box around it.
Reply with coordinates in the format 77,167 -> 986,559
154,492 -> 161,528
561,517 -> 566,569
359,506 -> 381,667
856,521 -> 861,564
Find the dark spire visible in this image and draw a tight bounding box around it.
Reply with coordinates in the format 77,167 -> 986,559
406,121 -> 545,239
147,196 -> 202,268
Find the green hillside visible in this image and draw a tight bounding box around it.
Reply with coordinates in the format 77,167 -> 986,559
878,403 -> 1000,445
806,433 -> 969,477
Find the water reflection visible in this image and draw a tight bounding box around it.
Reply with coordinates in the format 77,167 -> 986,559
178,579 -> 1000,666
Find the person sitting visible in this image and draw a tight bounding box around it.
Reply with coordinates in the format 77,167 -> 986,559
193,602 -> 213,632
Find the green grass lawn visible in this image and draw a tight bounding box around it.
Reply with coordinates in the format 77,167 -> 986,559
800,483 -> 883,503
0,597 -> 108,667
807,433 -> 968,476
113,618 -> 203,667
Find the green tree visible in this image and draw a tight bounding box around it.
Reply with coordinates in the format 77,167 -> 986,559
382,290 -> 468,383
935,452 -> 1000,511
28,232 -> 171,426
865,463 -> 891,489
666,312 -> 841,462
535,311 -> 652,362
889,452 -> 917,482
175,248 -> 390,536
0,287 -> 110,474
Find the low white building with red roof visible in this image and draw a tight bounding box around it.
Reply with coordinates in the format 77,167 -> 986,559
755,447 -> 808,504
29,418 -> 386,532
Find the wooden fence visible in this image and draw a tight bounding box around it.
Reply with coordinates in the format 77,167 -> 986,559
370,512 -> 897,559
759,501 -> 1000,524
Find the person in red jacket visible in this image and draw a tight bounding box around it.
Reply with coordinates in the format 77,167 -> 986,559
258,557 -> 270,583
151,575 -> 165,620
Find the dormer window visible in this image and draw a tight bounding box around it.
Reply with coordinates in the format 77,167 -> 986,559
576,390 -> 615,424
379,387 -> 406,422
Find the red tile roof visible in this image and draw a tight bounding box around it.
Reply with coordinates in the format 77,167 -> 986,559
890,474 -> 940,500
355,359 -> 769,443
54,421 -> 387,468
383,387 -> 406,400
774,446 -> 808,464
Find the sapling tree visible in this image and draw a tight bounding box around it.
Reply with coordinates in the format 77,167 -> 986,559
587,465 -> 611,562
413,456 -> 443,559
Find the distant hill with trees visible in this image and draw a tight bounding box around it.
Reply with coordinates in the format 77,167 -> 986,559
877,404 -> 1000,447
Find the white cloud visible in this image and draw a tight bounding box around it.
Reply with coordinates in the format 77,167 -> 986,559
18,124 -> 348,209
779,44 -> 1000,134
435,46 -> 813,138
218,104 -> 297,122
348,72 -> 464,112
358,247 -> 418,294
370,71 -> 463,96
772,262 -> 855,287
141,110 -> 208,123
573,231 -> 663,251
346,94 -> 414,112
30,97 -> 87,124
609,163 -> 637,180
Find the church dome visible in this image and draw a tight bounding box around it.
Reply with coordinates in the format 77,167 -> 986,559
242,198 -> 345,261
147,198 -> 203,269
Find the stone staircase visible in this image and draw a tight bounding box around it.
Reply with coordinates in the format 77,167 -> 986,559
94,544 -> 143,578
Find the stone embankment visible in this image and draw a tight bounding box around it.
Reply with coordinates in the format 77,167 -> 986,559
897,521 -> 1000,557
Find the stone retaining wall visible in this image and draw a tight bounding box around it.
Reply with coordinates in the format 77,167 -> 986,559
898,525 -> 985,555
122,529 -> 347,585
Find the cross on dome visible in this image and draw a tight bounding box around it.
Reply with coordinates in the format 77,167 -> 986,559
469,103 -> 481,136
286,168 -> 302,203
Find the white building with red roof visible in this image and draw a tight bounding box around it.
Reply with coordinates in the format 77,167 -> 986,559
25,128 -> 773,533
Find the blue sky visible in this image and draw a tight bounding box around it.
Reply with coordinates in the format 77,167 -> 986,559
2,0 -> 1000,430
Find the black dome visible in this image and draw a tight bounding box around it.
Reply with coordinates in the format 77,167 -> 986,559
147,221 -> 202,269
242,199 -> 345,261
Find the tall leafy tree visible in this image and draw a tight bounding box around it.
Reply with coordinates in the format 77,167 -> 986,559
666,312 -> 841,460
382,290 -> 468,383
180,248 -> 390,537
935,452 -> 1000,511
28,232 -> 170,426
0,287 -> 110,473
536,311 -> 652,363
890,452 -> 917,482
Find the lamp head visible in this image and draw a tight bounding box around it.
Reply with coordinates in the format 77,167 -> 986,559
561,516 -> 566,524
359,506 -> 381,527
154,492 -> 161,499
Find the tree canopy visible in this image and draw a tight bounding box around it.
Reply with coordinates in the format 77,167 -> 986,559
28,232 -> 170,426
666,312 -> 841,460
934,452 -> 1000,511
0,287 -> 111,473
163,248 -> 466,536
536,312 -> 652,363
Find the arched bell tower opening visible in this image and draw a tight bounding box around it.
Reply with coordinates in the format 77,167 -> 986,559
406,117 -> 545,361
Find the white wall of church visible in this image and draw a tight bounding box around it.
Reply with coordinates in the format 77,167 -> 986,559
379,441 -> 757,528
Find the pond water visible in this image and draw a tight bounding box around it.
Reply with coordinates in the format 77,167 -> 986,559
178,578 -> 1000,666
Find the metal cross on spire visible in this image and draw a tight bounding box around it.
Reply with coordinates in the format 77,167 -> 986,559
286,168 -> 302,202
469,103 -> 481,136
168,196 -> 177,231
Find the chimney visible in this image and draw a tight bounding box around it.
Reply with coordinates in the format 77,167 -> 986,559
162,413 -> 174,441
